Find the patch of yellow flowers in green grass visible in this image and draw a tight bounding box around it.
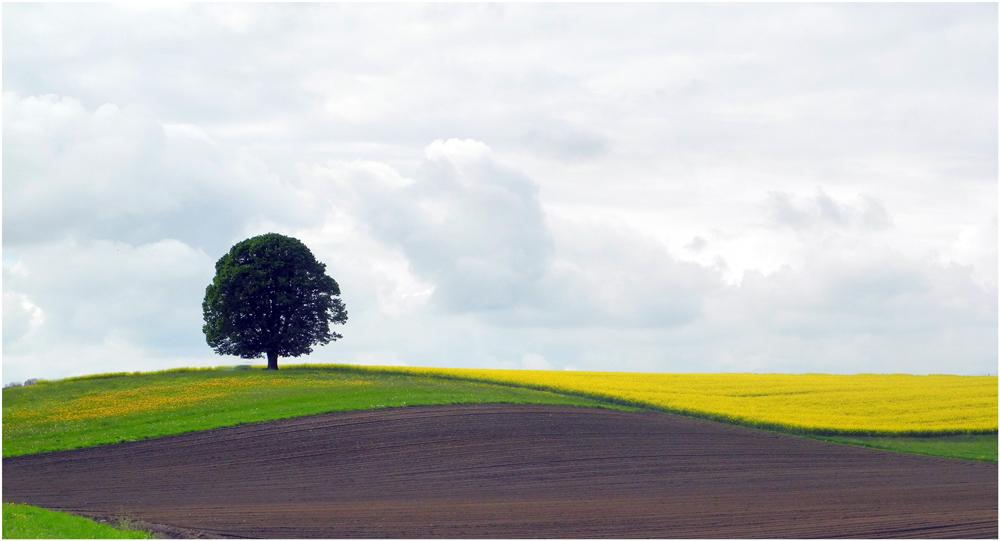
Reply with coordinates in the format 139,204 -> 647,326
5,375 -> 372,424
371,368 -> 998,435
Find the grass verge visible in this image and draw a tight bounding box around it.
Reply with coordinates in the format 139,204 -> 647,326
2,503 -> 154,539
809,433 -> 998,463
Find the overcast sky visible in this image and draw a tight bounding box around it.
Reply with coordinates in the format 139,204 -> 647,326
3,3 -> 997,384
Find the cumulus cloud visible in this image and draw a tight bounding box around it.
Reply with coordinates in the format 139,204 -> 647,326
300,140 -> 721,330
3,239 -> 214,352
2,4 -> 995,382
2,292 -> 45,345
1,240 -> 226,382
685,236 -> 708,253
942,215 -> 998,289
2,92 -> 314,255
697,243 -> 997,373
765,188 -> 892,231
520,123 -> 612,162
521,218 -> 721,328
520,353 -> 554,371
301,139 -> 554,313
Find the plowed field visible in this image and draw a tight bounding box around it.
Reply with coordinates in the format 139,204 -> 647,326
3,404 -> 996,538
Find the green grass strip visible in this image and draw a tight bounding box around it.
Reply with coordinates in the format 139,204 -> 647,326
809,433 -> 998,463
2,503 -> 154,539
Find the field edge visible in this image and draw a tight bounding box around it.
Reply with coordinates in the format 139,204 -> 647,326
5,364 -> 996,463
2,503 -> 156,539
309,363 -> 999,438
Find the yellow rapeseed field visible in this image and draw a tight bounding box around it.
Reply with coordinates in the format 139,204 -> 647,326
379,368 -> 998,435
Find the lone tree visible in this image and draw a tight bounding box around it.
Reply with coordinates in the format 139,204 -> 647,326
203,233 -> 347,370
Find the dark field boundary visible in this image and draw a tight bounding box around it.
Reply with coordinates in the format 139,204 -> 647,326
3,404 -> 997,538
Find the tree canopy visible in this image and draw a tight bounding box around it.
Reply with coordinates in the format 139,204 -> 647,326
202,233 -> 347,369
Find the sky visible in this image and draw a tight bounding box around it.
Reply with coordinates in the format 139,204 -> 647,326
3,3 -> 997,384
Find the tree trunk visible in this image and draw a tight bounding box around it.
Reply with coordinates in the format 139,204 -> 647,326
265,351 -> 279,370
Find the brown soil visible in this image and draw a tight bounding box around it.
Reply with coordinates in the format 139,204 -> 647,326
3,404 -> 997,538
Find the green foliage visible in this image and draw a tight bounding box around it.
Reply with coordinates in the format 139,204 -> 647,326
203,233 -> 347,368
2,504 -> 154,539
2,366 -> 625,458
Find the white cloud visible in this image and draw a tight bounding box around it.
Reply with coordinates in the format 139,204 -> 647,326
2,92 -> 316,255
765,188 -> 892,231
2,292 -> 45,345
424,138 -> 492,166
520,353 -> 554,371
521,217 -> 720,328
3,239 -> 215,363
202,4 -> 257,34
696,245 -> 997,374
941,215 -> 998,289
2,4 -> 996,383
301,141 -> 719,329
303,139 -> 554,313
